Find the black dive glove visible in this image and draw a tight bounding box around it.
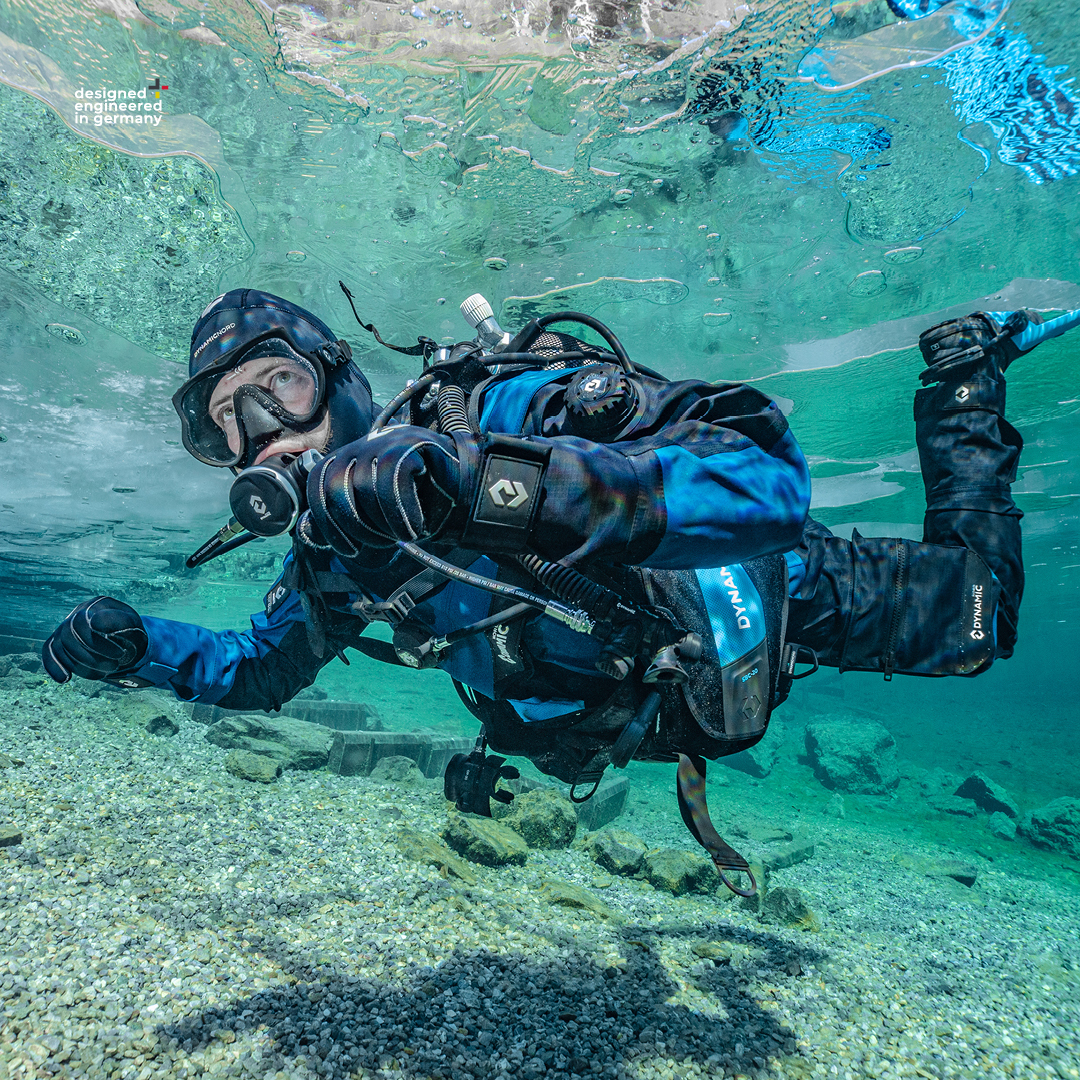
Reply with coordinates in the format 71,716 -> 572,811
306,426 -> 467,552
42,597 -> 148,684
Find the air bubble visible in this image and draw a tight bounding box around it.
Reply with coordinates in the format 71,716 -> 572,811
45,323 -> 86,346
612,189 -> 634,205
286,251 -> 307,262
702,312 -> 732,324
484,256 -> 508,270
848,270 -> 887,297
883,246 -> 923,264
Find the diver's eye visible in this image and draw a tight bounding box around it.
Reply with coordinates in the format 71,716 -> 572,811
221,406 -> 235,423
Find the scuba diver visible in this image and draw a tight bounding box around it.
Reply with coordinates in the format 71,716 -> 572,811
42,286 -> 1069,894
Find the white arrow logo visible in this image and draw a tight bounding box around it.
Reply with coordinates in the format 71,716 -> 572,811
488,478 -> 529,509
249,494 -> 271,520
955,385 -> 970,403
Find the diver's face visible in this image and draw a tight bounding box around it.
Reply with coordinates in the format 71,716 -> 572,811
208,354 -> 330,466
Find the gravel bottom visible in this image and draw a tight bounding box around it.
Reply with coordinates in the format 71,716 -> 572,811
1,673 -> 1079,1080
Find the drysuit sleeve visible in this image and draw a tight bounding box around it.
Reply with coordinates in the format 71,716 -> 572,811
478,373 -> 811,569
118,589 -> 327,709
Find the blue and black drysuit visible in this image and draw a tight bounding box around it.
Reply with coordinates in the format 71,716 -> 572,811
116,319 -> 1027,786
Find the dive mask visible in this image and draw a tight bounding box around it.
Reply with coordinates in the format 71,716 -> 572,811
172,328 -> 352,468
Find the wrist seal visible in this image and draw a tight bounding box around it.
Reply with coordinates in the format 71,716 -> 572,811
459,433 -> 551,552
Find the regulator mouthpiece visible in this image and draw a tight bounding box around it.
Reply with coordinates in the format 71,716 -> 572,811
228,449 -> 322,537
460,293 -> 510,352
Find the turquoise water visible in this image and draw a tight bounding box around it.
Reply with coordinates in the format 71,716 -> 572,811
1,1 -> 1079,1079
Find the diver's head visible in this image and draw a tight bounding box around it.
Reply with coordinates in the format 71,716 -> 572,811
173,288 -> 373,469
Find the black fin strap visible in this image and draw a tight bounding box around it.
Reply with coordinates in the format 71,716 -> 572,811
339,280 -> 435,358
676,754 -> 757,898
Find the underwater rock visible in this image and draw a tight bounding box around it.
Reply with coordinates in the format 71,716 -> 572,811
0,753 -> 25,768
502,789 -> 577,849
822,793 -> 845,819
538,877 -> 613,918
585,828 -> 648,876
574,775 -> 630,831
954,771 -> 1020,819
895,852 -> 979,887
145,714 -> 180,738
395,826 -> 477,884
1018,797 -> 1080,858
804,717 -> 899,794
721,719 -> 784,778
443,812 -> 529,867
0,825 -> 22,847
927,794 -> 978,818
0,652 -> 43,676
763,838 -> 815,873
111,693 -> 178,732
205,713 -> 332,771
690,939 -> 736,963
643,849 -> 720,896
224,750 -> 282,783
369,755 -> 426,785
988,811 -> 1017,841
761,887 -> 818,930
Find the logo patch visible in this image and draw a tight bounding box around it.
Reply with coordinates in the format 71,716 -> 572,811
488,478 -> 529,509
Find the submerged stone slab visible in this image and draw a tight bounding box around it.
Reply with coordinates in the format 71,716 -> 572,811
574,776 -> 630,831
928,794 -> 978,818
895,852 -> 978,887
328,730 -> 473,779
188,698 -> 379,732
763,838 -> 815,873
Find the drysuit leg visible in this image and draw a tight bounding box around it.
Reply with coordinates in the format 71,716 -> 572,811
914,368 -> 1023,658
787,365 -> 1023,673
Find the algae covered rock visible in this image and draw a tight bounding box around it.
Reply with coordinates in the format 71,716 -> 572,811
395,826 -> 477,884
585,828 -> 648,876
369,755 -> 426,785
988,811 -> 1017,841
443,812 -> 529,867
804,716 -> 899,794
762,886 -> 818,930
954,771 -> 1020,819
538,877 -> 613,918
146,714 -> 180,737
502,788 -> 577,849
643,849 -> 719,896
112,693 -> 178,731
1018,797 -> 1080,858
225,750 -> 282,783
205,713 -> 332,771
